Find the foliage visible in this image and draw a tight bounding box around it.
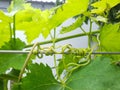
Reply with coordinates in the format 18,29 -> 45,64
100,23 -> 120,52
60,16 -> 85,34
8,0 -> 25,16
0,11 -> 11,47
108,4 -> 120,23
0,0 -> 120,90
100,23 -> 120,62
91,0 -> 120,14
0,38 -> 27,74
15,0 -> 89,42
13,56 -> 120,90
12,63 -> 61,90
0,79 -> 4,90
66,56 -> 120,90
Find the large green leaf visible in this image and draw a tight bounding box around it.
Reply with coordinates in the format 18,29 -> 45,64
66,56 -> 120,90
12,63 -> 62,90
0,38 -> 27,74
60,16 -> 85,34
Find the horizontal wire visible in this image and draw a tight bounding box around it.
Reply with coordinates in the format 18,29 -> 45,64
0,50 -> 120,55
0,50 -> 29,54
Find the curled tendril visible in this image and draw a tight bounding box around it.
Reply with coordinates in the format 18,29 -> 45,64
64,47 -> 92,79
44,46 -> 55,56
33,44 -> 92,63
36,45 -> 43,59
61,44 -> 72,53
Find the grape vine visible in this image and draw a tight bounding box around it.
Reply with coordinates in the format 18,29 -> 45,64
0,0 -> 120,90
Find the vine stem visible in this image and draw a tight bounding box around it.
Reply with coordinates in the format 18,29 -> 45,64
3,79 -> 8,90
80,26 -> 87,34
88,19 -> 92,59
88,19 -> 92,48
51,29 -> 64,84
18,43 -> 38,82
9,23 -> 12,40
13,15 -> 16,45
25,30 -> 99,48
53,29 -> 57,77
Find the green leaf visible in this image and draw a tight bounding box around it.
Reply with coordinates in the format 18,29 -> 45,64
0,38 -> 27,74
0,11 -> 12,47
16,4 -> 41,23
47,0 -> 89,35
91,0 -> 107,14
0,10 -> 12,23
60,16 -> 85,34
16,6 -> 49,43
66,56 -> 120,90
12,63 -> 62,90
12,56 -> 120,90
100,23 -> 120,51
0,69 -> 19,81
8,0 -> 25,16
91,0 -> 120,14
107,0 -> 120,8
0,23 -> 10,48
16,0 -> 89,42
100,23 -> 120,62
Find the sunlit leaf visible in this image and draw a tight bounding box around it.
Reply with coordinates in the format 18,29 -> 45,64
0,11 -> 12,47
107,0 -> 120,8
91,0 -> 120,14
91,0 -> 106,14
60,16 -> 85,34
0,22 -> 10,48
16,4 -> 51,42
47,0 -> 89,35
0,10 -> 12,23
16,0 -> 89,42
16,4 -> 41,23
8,0 -> 25,16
